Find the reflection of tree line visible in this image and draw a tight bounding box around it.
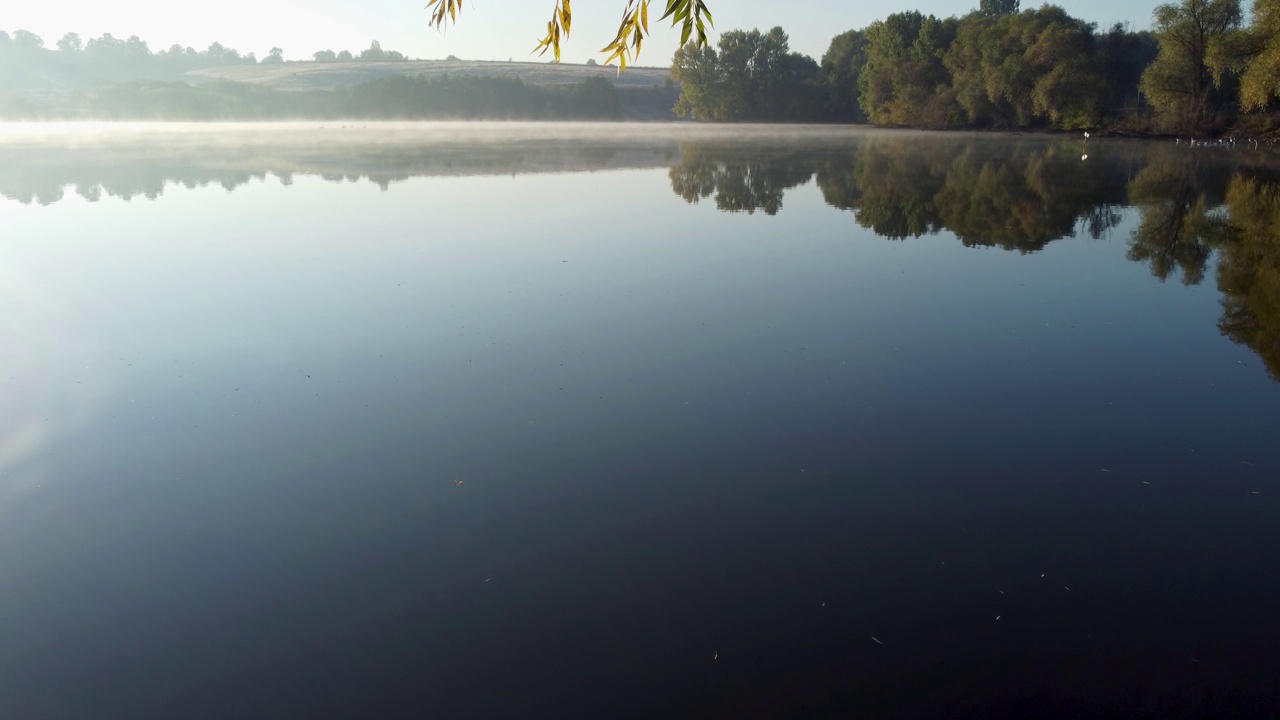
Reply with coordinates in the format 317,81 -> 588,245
665,137 -> 1280,378
669,137 -> 1149,249
7,133 -> 1280,379
815,139 -> 1143,251
668,145 -> 819,215
0,141 -> 678,205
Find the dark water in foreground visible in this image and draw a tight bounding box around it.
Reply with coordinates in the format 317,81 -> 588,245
2,123 -> 1279,718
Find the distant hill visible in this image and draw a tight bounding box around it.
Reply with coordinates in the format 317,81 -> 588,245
185,60 -> 674,92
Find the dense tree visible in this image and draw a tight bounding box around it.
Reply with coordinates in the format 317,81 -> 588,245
1139,0 -> 1242,132
979,0 -> 1020,17
670,42 -> 722,119
358,40 -> 406,62
263,47 -> 285,64
569,76 -> 622,117
12,29 -> 44,51
819,30 -> 869,122
945,6 -> 1104,129
1235,0 -> 1280,110
2,74 -> 640,120
858,12 -> 959,128
1097,23 -> 1159,113
671,28 -> 821,121
57,32 -> 83,53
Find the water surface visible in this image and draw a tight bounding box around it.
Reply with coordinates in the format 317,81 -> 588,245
2,123 -> 1279,718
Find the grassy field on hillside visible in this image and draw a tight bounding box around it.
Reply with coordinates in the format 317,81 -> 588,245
186,60 -> 674,92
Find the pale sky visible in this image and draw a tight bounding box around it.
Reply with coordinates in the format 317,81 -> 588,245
3,0 -> 1157,66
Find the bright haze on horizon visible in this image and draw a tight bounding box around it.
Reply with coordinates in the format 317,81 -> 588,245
5,0 -> 1157,67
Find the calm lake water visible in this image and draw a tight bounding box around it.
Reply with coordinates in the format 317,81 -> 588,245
2,123 -> 1279,718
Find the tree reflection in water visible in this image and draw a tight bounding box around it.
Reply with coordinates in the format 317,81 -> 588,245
1218,176 -> 1280,380
6,129 -> 1280,379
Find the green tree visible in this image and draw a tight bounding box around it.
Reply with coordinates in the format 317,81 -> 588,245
858,12 -> 959,128
263,47 -> 284,64
1139,0 -> 1242,132
1097,23 -> 1159,113
569,76 -> 622,117
979,0 -> 1020,16
57,32 -> 83,53
671,42 -> 723,120
12,29 -> 44,52
671,27 -> 821,122
819,30 -> 869,122
1236,0 -> 1280,110
946,7 -> 1104,129
360,40 -> 386,61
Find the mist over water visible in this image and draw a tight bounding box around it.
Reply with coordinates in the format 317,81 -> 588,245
3,123 -> 1280,719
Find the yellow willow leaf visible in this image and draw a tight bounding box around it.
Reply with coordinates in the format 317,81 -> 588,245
641,0 -> 650,33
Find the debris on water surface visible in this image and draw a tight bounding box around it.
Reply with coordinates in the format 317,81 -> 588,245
713,651 -> 718,660
872,637 -> 885,645
996,615 -> 1002,621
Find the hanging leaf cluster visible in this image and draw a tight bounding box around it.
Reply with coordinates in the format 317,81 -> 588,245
425,0 -> 714,69
534,0 -> 573,62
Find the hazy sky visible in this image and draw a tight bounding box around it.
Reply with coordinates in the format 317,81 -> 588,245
5,0 -> 1157,66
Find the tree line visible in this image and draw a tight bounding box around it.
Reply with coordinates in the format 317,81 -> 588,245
671,0 -> 1280,133
0,75 -> 641,121
0,29 -> 415,91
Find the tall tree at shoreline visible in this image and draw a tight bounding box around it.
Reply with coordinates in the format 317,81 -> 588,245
1139,0 -> 1242,132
